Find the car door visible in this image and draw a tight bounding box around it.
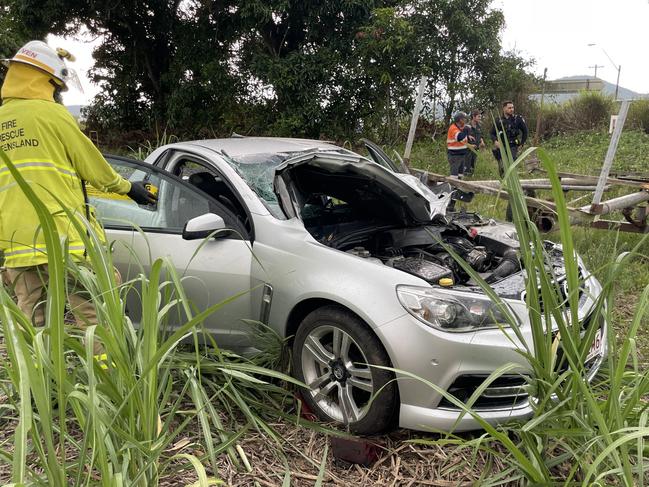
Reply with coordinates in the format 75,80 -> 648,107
361,139 -> 409,174
89,155 -> 260,349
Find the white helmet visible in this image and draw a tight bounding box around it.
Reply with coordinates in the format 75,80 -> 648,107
2,40 -> 83,92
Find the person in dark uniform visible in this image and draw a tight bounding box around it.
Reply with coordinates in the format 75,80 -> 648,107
464,109 -> 485,176
490,101 -> 528,178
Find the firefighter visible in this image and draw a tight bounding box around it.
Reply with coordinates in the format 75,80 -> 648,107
446,111 -> 473,179
0,41 -> 156,353
490,101 -> 528,178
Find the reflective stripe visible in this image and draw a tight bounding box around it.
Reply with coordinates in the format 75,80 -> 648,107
0,161 -> 79,180
4,243 -> 85,258
447,124 -> 467,151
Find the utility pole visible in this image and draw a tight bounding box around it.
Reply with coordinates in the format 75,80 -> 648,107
588,43 -> 622,100
403,76 -> 427,168
588,64 -> 604,78
533,68 -> 548,146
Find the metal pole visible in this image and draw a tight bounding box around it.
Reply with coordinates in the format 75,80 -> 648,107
533,68 -> 547,146
403,76 -> 427,167
588,191 -> 649,215
615,65 -> 621,100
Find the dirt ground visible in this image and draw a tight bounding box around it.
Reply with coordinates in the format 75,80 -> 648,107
159,421 -> 507,487
0,413 -> 506,486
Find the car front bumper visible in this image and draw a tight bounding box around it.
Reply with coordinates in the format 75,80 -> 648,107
377,305 -> 608,432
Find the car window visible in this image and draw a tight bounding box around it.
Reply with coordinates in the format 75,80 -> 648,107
90,156 -> 223,234
159,151 -> 254,233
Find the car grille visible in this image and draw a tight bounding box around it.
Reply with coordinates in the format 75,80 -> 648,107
439,374 -> 529,409
440,311 -> 605,411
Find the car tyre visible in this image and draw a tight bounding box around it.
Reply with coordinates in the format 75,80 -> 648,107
292,305 -> 398,435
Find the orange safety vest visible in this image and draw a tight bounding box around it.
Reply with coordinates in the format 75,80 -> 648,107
447,123 -> 467,151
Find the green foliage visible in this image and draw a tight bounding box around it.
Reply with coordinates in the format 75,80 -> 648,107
471,50 -> 538,112
563,91 -> 614,130
628,99 -> 649,134
525,91 -> 615,141
0,148 -> 298,485
411,0 -> 506,121
0,0 -> 31,86
525,101 -> 565,139
127,128 -> 179,160
5,0 -> 534,142
540,127 -> 649,175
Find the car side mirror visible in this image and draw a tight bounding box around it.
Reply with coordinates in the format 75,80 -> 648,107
182,213 -> 227,240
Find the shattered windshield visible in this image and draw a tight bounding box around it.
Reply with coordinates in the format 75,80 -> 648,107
219,149 -> 349,217
219,152 -> 290,216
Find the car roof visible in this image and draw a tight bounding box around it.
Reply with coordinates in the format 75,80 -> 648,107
184,137 -> 342,158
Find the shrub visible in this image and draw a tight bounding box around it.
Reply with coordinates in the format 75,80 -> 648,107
526,102 -> 565,140
628,99 -> 649,134
525,92 -> 615,142
562,91 -> 615,131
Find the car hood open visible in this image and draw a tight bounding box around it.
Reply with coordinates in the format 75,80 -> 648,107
273,151 -> 449,225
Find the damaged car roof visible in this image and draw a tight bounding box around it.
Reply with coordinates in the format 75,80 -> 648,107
186,137 -> 344,159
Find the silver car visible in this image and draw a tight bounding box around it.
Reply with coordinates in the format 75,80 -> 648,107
92,137 -> 607,434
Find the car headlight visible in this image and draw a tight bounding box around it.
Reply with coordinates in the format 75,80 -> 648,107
396,285 -> 517,332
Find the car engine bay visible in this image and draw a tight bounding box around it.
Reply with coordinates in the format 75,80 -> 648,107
320,218 -> 522,287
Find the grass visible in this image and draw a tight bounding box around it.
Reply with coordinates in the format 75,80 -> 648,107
0,149 -> 302,485
2,127 -> 648,484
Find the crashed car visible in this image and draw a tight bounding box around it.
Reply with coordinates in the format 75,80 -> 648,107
91,137 -> 607,434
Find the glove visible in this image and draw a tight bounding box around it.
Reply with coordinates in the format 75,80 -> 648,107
127,181 -> 158,205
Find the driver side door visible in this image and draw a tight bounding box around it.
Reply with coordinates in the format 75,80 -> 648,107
89,155 -> 260,350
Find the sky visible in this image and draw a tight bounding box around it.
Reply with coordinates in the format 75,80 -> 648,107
496,0 -> 647,94
52,0 -> 648,106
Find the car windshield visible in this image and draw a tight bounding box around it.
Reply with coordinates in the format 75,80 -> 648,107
218,152 -> 289,216
220,149 -> 348,217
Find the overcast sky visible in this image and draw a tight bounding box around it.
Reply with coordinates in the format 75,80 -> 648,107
496,0 -> 647,93
53,0 -> 648,106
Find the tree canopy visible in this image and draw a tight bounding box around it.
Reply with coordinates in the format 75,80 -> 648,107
4,0 -> 536,141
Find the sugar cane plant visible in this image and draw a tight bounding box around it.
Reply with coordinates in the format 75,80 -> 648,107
0,148 -> 299,486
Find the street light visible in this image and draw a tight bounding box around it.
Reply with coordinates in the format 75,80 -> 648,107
588,43 -> 621,100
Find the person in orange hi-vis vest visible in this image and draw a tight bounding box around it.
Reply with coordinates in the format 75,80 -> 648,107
446,111 -> 473,179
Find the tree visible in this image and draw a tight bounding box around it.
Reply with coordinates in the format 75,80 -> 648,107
408,0 -> 505,123
15,0 -> 243,133
234,0 -> 392,137
0,0 -> 32,86
468,49 -> 538,114
4,0 -> 534,142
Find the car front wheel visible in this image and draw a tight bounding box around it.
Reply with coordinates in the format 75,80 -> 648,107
292,305 -> 398,434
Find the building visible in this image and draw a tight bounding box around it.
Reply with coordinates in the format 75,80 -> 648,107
530,75 -> 647,104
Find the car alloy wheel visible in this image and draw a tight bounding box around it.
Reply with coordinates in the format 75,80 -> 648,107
293,305 -> 398,434
301,324 -> 373,424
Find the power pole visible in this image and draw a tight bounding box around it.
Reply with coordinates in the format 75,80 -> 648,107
533,68 -> 548,146
588,64 -> 604,78
403,76 -> 427,168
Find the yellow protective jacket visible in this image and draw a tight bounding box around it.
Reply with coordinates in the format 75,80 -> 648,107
0,63 -> 132,268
